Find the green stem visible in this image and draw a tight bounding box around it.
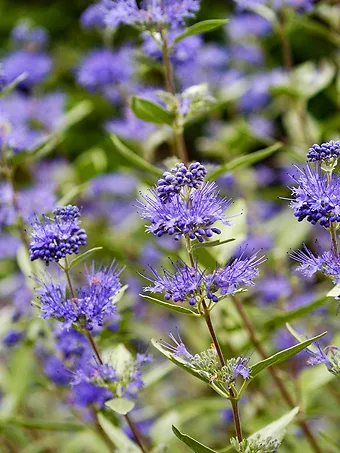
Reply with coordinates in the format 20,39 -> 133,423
230,399 -> 243,443
231,294 -> 323,453
62,265 -> 148,452
160,28 -> 189,165
202,299 -> 226,367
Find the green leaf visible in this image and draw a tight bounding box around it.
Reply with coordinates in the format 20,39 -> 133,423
319,432 -> 340,452
151,339 -> 210,384
98,413 -> 141,453
105,398 -> 135,415
192,238 -> 235,250
110,135 -> 163,177
264,296 -> 329,331
69,247 -> 103,269
172,426 -> 217,453
103,344 -> 133,375
1,418 -> 84,432
173,20 -> 229,46
131,96 -> 174,125
250,331 -> 327,378
207,143 -> 283,180
57,183 -> 88,206
143,362 -> 175,387
141,294 -> 199,316
248,407 -> 299,442
327,284 -> 340,298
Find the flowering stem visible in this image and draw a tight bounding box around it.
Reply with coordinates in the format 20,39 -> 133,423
231,294 -> 323,453
125,414 -> 148,453
62,261 -> 149,453
160,28 -> 189,165
202,299 -> 226,367
230,399 -> 243,443
94,415 -> 118,452
330,225 -> 339,259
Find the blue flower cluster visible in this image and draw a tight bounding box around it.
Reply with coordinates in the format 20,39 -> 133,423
157,162 -> 207,203
307,140 -> 340,163
289,166 -> 340,227
36,261 -> 122,329
82,0 -> 201,30
139,181 -> 231,242
29,205 -> 87,264
290,245 -> 340,284
143,252 -> 264,306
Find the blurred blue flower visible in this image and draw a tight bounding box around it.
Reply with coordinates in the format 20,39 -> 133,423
3,50 -> 52,89
256,274 -> 292,304
76,47 -> 134,97
227,13 -> 272,41
44,356 -> 72,386
11,20 -> 48,49
3,330 -> 25,347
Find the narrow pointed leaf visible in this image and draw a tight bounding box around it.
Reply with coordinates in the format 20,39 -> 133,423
110,135 -> 163,177
105,398 -> 135,415
208,143 -> 283,180
69,247 -> 103,269
192,238 -> 236,250
141,295 -> 199,316
151,339 -> 209,383
248,407 -> 299,442
98,413 -> 141,453
172,426 -> 217,453
173,20 -> 229,46
250,331 -> 327,378
264,296 -> 329,331
131,96 -> 174,125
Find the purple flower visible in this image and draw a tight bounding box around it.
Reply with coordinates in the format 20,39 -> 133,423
139,181 -> 231,242
143,251 -> 264,305
80,0 -> 115,29
71,381 -> 112,409
240,70 -> 285,113
0,92 -> 65,152
256,274 -> 292,304
0,183 -> 16,229
44,356 -> 72,386
29,205 -> 87,264
103,0 -> 201,29
143,259 -> 204,305
227,13 -> 272,41
142,28 -> 202,66
36,261 -> 122,329
214,251 -> 266,296
11,21 -> 48,49
231,43 -> 264,66
0,233 -> 21,260
89,173 -> 138,198
77,261 -> 123,329
3,330 -> 25,347
307,140 -> 340,163
232,356 -> 251,380
76,47 -> 134,95
157,162 -> 207,204
3,50 -> 52,89
159,332 -> 193,359
288,165 -> 340,227
248,115 -> 275,139
290,245 -> 340,284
